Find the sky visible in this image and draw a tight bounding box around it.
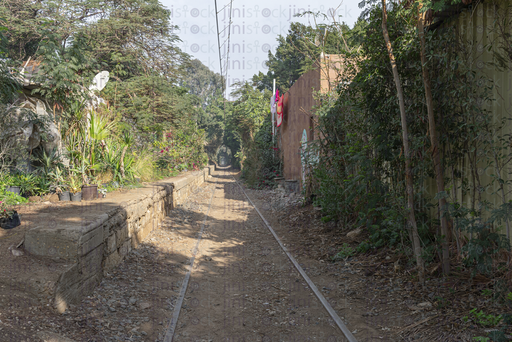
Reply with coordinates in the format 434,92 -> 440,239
161,0 -> 363,99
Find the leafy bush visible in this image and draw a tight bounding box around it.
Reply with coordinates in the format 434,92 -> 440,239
356,241 -> 371,254
0,188 -> 28,206
154,121 -> 208,173
447,203 -> 511,276
11,173 -> 39,197
240,112 -> 282,189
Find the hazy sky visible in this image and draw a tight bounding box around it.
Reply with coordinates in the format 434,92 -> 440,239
160,0 -> 363,98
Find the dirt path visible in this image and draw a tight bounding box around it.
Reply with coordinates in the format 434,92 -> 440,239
171,169 -> 347,341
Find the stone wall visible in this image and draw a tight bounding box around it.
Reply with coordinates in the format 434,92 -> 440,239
24,166 -> 214,313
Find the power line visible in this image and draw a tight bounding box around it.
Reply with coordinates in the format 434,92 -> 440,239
224,0 -> 233,101
214,0 -> 233,100
214,0 -> 223,91
214,0 -> 234,138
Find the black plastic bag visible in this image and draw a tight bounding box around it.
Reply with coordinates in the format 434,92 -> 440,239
0,211 -> 21,230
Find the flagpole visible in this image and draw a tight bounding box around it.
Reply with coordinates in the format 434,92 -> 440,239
272,79 -> 275,144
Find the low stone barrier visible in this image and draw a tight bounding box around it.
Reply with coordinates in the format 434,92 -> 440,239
24,165 -> 214,313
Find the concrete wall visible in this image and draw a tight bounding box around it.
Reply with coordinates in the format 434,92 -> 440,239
24,166 -> 214,313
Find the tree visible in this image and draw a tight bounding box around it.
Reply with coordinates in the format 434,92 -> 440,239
381,0 -> 424,283
81,0 -> 185,77
0,19 -> 19,103
32,33 -> 98,116
1,0 -> 191,138
179,59 -> 226,158
417,5 -> 450,275
1,0 -> 185,76
253,22 -> 353,93
180,59 -> 224,110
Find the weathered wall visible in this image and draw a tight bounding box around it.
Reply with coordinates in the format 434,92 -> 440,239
279,68 -> 319,186
24,166 -> 214,313
418,1 -> 512,241
449,1 -> 512,211
278,55 -> 345,189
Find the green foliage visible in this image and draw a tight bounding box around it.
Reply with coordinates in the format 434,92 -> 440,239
0,188 -> 28,206
0,0 -> 211,199
1,0 -> 198,145
463,308 -> 502,327
11,172 -> 39,196
89,111 -> 116,142
486,331 -> 508,342
296,1 -> 512,276
307,3 -> 432,244
448,202 -> 511,275
333,243 -> 356,260
0,19 -> 19,103
228,82 -> 281,188
154,120 -> 208,173
472,337 -> 490,342
482,288 -> 493,297
357,241 -> 372,254
103,76 -> 195,141
434,295 -> 450,309
33,33 -> 98,112
253,20 -> 363,92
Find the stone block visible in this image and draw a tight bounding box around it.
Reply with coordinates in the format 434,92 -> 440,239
107,234 -> 116,254
79,226 -> 104,257
25,227 -> 80,260
79,245 -> 103,279
119,240 -> 131,258
116,223 -> 128,247
103,251 -> 121,271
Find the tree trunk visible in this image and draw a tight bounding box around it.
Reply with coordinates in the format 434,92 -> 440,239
418,11 -> 450,275
120,145 -> 128,179
447,143 -> 462,257
381,0 -> 424,284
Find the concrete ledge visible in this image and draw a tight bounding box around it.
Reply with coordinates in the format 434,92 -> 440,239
24,166 -> 214,312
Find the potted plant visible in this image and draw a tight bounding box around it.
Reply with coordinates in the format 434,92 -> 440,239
12,173 -> 38,198
2,174 -> 20,195
98,187 -> 107,198
48,167 -> 69,201
55,186 -> 70,201
67,175 -> 82,202
81,182 -> 98,201
0,201 -> 20,230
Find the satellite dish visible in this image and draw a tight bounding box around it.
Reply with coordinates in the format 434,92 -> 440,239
89,71 -> 109,92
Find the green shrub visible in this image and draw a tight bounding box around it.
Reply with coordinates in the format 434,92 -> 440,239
11,173 -> 39,196
0,188 -> 28,205
332,243 -> 356,260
